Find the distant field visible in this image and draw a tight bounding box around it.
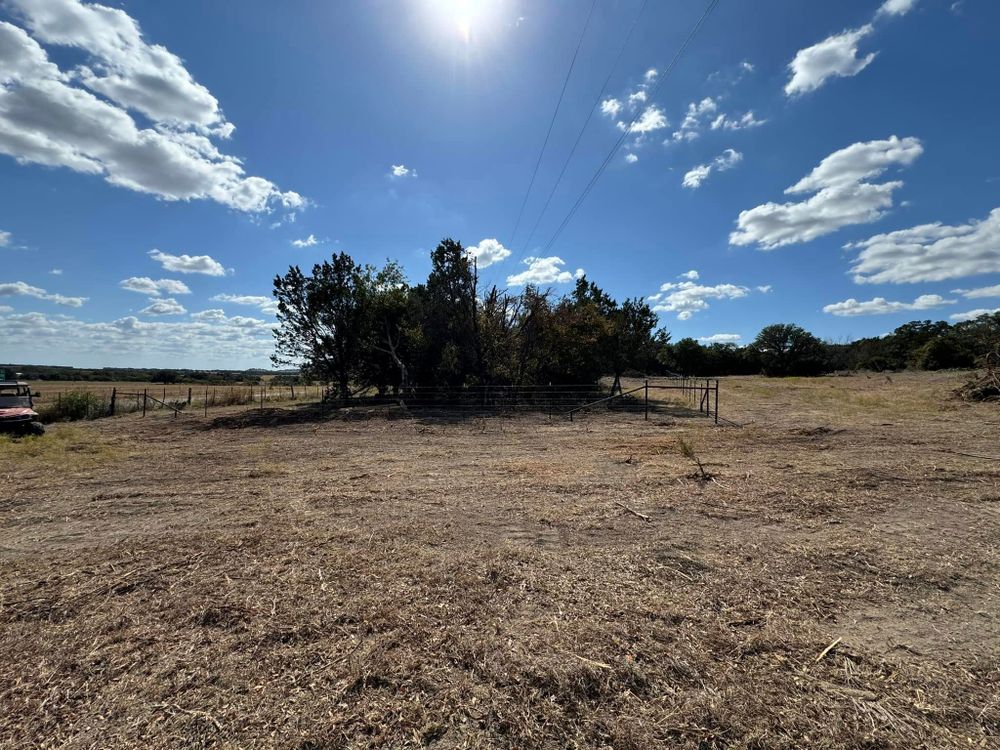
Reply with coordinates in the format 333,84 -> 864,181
1,371 -> 997,748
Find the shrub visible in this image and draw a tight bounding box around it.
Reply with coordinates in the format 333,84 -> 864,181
40,391 -> 107,422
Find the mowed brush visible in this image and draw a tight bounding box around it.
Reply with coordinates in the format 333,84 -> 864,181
0,372 -> 998,748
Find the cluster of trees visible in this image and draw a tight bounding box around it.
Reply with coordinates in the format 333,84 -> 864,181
273,239 -> 1000,388
272,240 -> 663,399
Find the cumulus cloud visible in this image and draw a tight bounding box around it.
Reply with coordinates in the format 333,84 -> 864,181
0,280 -> 86,307
822,293 -> 954,316
210,293 -> 279,314
464,238 -> 511,269
506,256 -> 584,287
953,284 -> 1000,299
119,276 -> 191,296
0,7 -> 303,213
682,148 -> 742,189
756,285 -> 773,293
600,98 -> 622,118
620,105 -> 668,135
651,281 -> 750,320
148,249 -> 227,276
0,230 -> 10,247
669,97 -> 716,142
625,152 -> 638,164
291,234 -> 319,248
644,68 -> 658,82
680,270 -> 700,280
710,111 -> 766,131
699,333 -> 741,344
627,89 -> 647,107
730,136 -> 922,249
0,308 -> 275,366
390,164 -> 416,178
139,297 -> 186,316
950,308 -> 999,323
849,207 -> 1000,284
785,25 -> 876,96
878,0 -> 918,17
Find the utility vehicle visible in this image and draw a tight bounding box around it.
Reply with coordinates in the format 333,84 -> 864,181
0,382 -> 45,436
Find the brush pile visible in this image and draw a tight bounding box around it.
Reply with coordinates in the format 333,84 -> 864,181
955,354 -> 1000,402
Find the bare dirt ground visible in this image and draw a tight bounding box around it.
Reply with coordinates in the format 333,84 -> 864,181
1,371 -> 997,749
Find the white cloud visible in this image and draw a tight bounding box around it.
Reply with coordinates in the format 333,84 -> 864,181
148,249 -> 227,276
139,297 -> 186,316
0,308 -> 275,367
621,105 -> 668,134
210,293 -> 278,314
49,268 -> 62,275
878,0 -> 918,17
823,294 -> 954,316
651,281 -> 750,320
119,276 -> 191,296
627,89 -> 647,107
756,285 -> 773,293
0,11 -> 302,213
740,61 -> 755,73
191,308 -> 226,322
465,238 -> 511,269
625,152 -> 638,164
291,234 -> 319,248
390,164 -> 416,178
669,97 -> 716,142
730,136 -> 921,249
680,270 -> 700,280
849,207 -> 1000,284
644,68 -> 658,82
785,25 -> 876,96
682,165 -> 712,189
506,256 -> 584,287
699,333 -> 742,344
0,305 -> 12,313
0,280 -> 87,306
600,98 -> 622,118
0,230 -> 10,247
950,308 -> 999,323
682,148 -> 742,189
953,284 -> 1000,299
710,110 -> 766,131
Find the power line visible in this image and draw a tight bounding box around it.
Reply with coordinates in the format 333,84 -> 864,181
537,0 -> 721,258
517,0 -> 650,261
508,0 -> 599,248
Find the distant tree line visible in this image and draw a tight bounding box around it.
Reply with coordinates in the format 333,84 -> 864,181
664,318 -> 1000,377
273,239 -> 1000,388
2,364 -> 274,385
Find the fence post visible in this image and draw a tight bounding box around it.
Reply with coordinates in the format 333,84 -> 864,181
644,379 -> 649,421
291,383 -> 295,400
187,387 -> 192,405
142,388 -> 147,417
714,379 -> 719,425
109,387 -> 116,416
260,384 -> 264,412
204,387 -> 209,417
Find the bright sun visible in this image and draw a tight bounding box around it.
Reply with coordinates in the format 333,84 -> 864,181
425,0 -> 498,44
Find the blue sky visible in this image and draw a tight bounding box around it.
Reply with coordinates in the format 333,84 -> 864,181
1,0 -> 998,368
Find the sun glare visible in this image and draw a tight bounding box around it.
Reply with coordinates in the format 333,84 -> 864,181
425,0 -> 498,44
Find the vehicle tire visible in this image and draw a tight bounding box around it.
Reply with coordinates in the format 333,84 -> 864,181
28,421 -> 45,437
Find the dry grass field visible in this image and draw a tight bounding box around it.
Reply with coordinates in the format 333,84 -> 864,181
1,371 -> 997,749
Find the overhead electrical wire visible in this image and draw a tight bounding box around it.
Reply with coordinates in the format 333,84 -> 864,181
508,0 -> 599,248
535,0 -> 722,257
516,0 -> 651,262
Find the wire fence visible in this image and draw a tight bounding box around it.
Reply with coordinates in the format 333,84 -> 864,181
31,378 -> 725,424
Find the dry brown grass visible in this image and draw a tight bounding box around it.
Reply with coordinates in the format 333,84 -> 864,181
0,372 -> 997,748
